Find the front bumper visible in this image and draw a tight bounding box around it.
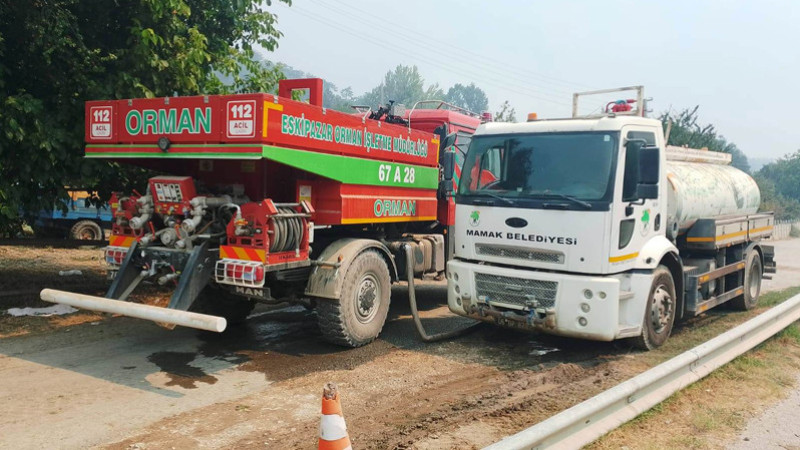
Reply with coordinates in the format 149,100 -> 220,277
447,260 -> 621,341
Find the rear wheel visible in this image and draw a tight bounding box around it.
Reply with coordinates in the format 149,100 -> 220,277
317,250 -> 391,347
731,251 -> 762,311
192,284 -> 256,325
70,220 -> 103,241
632,265 -> 676,351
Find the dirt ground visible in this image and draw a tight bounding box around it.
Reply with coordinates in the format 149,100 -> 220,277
0,238 -> 798,449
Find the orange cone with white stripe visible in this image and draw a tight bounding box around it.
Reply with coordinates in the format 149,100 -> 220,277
319,382 -> 352,450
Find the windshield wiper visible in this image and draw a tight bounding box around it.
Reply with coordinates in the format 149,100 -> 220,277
473,191 -> 514,206
531,193 -> 592,209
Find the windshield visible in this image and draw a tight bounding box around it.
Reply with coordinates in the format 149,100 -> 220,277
457,132 -> 619,209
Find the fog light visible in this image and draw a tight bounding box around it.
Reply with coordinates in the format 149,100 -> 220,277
598,291 -> 607,299
578,317 -> 588,327
581,303 -> 590,313
583,289 -> 593,299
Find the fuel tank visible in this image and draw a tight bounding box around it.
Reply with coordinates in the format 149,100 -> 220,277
665,147 -> 760,238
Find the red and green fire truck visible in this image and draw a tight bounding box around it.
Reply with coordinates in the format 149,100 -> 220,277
41,78 -> 482,347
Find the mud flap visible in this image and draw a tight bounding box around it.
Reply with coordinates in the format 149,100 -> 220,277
305,238 -> 398,300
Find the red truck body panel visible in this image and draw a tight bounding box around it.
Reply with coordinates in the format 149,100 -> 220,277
86,79 -> 481,227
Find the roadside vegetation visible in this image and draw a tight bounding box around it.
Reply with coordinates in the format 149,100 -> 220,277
589,287 -> 800,450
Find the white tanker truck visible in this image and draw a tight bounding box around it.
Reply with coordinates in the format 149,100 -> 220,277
446,87 -> 775,349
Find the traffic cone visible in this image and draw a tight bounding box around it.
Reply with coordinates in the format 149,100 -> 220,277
318,382 -> 352,450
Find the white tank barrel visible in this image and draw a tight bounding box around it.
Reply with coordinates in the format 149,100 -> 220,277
665,154 -> 760,238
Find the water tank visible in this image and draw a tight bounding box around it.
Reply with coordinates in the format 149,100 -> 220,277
665,147 -> 760,238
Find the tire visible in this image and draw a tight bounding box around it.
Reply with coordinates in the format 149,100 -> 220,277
632,265 -> 676,351
70,220 -> 103,241
731,251 -> 762,311
317,250 -> 391,347
192,284 -> 256,326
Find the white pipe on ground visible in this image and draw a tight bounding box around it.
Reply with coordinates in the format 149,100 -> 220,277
39,289 -> 227,333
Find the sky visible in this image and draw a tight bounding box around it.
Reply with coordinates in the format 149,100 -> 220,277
264,0 -> 800,160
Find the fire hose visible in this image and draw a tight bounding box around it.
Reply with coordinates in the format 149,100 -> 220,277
270,207 -> 303,253
404,244 -> 480,342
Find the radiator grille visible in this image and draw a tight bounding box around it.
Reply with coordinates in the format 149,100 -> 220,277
474,272 -> 558,309
475,244 -> 565,264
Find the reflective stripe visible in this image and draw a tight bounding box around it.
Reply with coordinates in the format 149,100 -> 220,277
319,414 -> 348,441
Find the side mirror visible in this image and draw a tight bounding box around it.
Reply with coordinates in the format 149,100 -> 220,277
442,151 -> 456,182
638,146 -> 659,184
441,132 -> 457,150
637,146 -> 660,199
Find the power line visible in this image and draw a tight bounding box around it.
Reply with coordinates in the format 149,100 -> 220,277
286,5 -> 573,112
309,0 -> 595,94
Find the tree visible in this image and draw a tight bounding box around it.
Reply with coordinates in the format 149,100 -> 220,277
758,150 -> 800,205
276,62 -> 357,112
660,106 -> 750,173
753,171 -> 800,220
444,83 -> 489,113
0,0 -> 290,233
494,100 -> 517,122
359,65 -> 444,109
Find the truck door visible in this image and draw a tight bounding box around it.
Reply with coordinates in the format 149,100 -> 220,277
608,127 -> 661,270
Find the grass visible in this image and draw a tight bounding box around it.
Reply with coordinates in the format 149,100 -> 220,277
588,286 -> 800,449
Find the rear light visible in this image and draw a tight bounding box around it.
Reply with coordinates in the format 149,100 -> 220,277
104,247 -> 128,266
215,259 -> 266,287
225,264 -> 264,282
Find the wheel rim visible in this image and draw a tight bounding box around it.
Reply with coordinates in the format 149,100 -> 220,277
354,272 -> 380,324
649,284 -> 673,334
748,260 -> 762,300
79,226 -> 97,240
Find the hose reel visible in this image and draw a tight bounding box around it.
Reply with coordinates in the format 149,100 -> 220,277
269,206 -> 305,253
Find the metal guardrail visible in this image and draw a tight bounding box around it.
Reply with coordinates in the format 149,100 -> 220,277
485,293 -> 800,450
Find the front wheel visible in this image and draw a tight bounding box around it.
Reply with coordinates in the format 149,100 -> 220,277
317,250 -> 391,347
731,251 -> 762,311
632,265 -> 676,351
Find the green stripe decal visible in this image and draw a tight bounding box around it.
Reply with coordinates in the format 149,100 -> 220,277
261,145 -> 438,189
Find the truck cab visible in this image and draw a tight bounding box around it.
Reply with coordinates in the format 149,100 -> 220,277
447,87 -> 774,349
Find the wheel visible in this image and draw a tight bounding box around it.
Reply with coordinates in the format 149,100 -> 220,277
192,284 -> 256,325
317,250 -> 391,347
731,251 -> 762,311
70,220 -> 103,241
632,265 -> 676,350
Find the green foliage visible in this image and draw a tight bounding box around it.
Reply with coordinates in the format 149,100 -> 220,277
660,106 -> 750,173
359,65 -> 444,109
758,150 -> 800,200
273,63 -> 490,116
278,63 -> 357,112
752,172 -> 800,220
0,0 -> 289,234
756,150 -> 800,220
494,100 -> 517,122
444,83 -> 489,114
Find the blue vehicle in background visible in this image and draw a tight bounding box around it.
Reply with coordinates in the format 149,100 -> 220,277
34,190 -> 111,241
